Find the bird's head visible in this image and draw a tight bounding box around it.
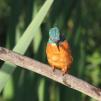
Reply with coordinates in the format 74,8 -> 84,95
48,27 -> 60,43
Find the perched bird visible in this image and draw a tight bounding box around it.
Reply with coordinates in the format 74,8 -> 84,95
46,27 -> 73,75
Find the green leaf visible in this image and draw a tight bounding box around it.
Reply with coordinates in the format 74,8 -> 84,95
38,79 -> 45,101
0,0 -> 54,92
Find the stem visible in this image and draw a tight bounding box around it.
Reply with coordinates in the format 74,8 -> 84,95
0,47 -> 101,101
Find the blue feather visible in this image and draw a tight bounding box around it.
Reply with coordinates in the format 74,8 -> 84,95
49,27 -> 60,43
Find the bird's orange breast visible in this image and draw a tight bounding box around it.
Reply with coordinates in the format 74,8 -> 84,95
46,40 -> 73,72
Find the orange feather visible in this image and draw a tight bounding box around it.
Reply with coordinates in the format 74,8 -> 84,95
46,40 -> 73,74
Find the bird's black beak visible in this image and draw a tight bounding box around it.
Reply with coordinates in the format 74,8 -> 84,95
56,40 -> 60,51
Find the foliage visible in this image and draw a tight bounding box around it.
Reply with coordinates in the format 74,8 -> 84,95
0,0 -> 101,101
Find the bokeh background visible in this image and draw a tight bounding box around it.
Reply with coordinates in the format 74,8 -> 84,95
0,0 -> 101,101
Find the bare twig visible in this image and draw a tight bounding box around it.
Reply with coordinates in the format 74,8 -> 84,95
0,47 -> 101,101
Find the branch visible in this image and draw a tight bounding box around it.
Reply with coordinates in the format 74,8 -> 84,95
0,47 -> 101,101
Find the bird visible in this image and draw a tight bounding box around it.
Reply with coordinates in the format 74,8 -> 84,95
46,27 -> 73,75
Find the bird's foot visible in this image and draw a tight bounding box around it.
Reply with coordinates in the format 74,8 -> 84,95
62,67 -> 67,76
51,65 -> 55,72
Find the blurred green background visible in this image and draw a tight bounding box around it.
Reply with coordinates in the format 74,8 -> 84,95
0,0 -> 101,101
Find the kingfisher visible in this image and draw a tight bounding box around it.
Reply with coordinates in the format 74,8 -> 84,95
46,27 -> 73,75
